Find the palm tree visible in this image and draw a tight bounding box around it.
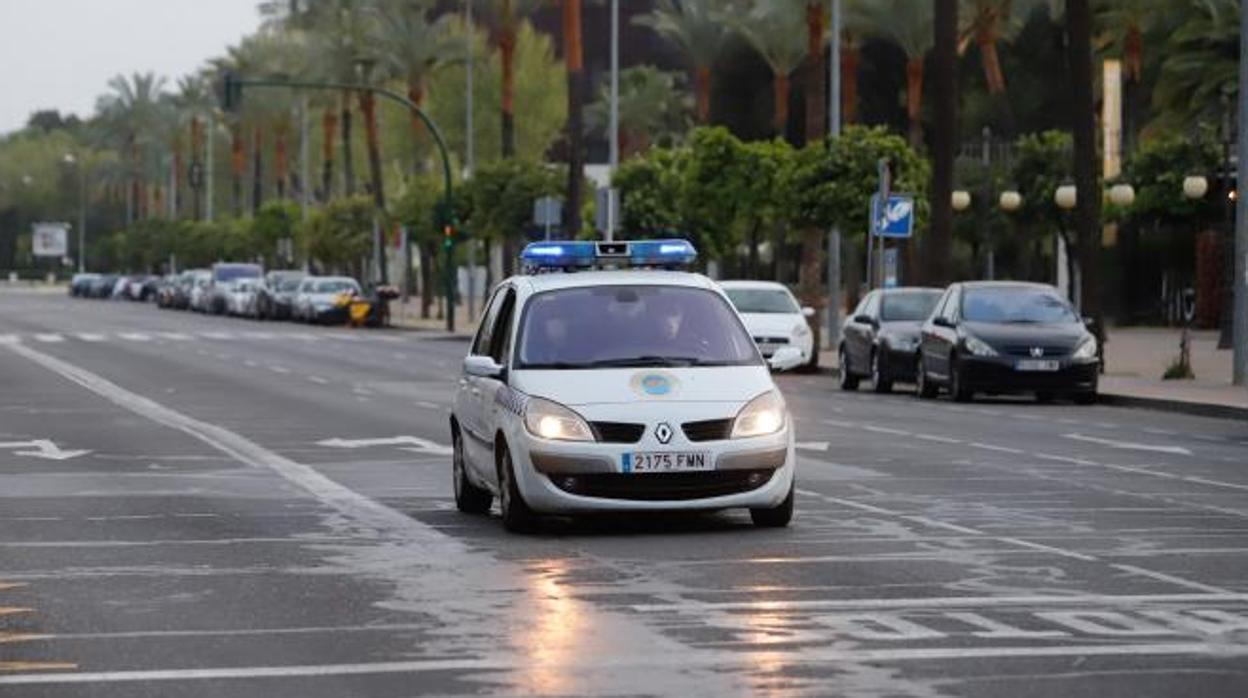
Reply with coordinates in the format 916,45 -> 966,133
562,0 -> 585,239
852,0 -> 935,148
959,0 -> 1037,134
370,0 -> 457,166
585,66 -> 692,157
96,72 -> 167,224
1068,0 -> 1102,347
303,0 -> 375,198
1153,0 -> 1239,132
733,2 -> 809,139
1094,0 -> 1159,156
486,0 -> 544,158
171,76 -> 215,219
633,0 -> 734,124
929,0 -> 958,287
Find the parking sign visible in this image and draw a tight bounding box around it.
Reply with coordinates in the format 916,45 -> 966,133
870,194 -> 915,239
32,222 -> 69,257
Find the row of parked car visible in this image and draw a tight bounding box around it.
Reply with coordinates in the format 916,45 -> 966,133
70,264 -> 383,325
714,278 -> 1099,404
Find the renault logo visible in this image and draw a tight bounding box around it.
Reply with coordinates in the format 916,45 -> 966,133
1030,347 -> 1045,358
654,423 -> 673,445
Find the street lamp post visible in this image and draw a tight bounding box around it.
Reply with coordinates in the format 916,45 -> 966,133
63,153 -> 87,273
1055,184 -> 1078,306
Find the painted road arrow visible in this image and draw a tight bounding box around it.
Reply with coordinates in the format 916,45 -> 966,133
0,440 -> 91,461
316,436 -> 453,456
1062,433 -> 1193,456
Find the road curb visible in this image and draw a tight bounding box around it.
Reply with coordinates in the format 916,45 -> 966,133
1097,393 -> 1248,421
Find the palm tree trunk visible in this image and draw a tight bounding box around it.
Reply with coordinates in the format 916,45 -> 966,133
801,1 -> 828,357
928,0 -> 957,287
407,80 -> 427,171
500,15 -> 518,159
341,91 -> 356,197
420,241 -> 435,319
230,123 -> 245,218
275,127 -> 288,199
251,126 -> 264,215
172,137 -> 184,219
190,116 -> 203,220
358,88 -> 388,285
906,58 -> 925,148
841,37 -> 860,125
694,65 -> 712,123
977,36 -> 1017,135
772,73 -> 790,138
563,0 -> 585,239
321,108 -> 337,202
1068,0 -> 1103,349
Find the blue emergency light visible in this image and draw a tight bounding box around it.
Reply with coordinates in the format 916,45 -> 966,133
520,239 -> 697,272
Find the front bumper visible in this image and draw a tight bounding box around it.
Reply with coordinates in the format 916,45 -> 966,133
960,356 -> 1099,394
510,425 -> 795,513
882,345 -> 920,381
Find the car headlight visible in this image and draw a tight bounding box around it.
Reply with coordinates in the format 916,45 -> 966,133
731,390 -> 787,439
792,323 -> 811,338
962,334 -> 998,357
524,397 -> 596,442
884,334 -> 918,351
1073,336 -> 1098,360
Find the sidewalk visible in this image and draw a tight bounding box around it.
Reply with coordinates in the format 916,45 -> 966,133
387,297 -> 478,338
1098,327 -> 1248,417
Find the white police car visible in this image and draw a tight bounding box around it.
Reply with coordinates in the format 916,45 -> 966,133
450,239 -> 805,532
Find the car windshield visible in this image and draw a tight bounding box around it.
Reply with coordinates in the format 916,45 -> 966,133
724,288 -> 800,314
881,291 -> 942,322
276,278 -> 303,292
962,287 -> 1079,324
233,281 -> 256,291
517,285 -> 761,369
215,265 -> 261,282
313,280 -> 357,294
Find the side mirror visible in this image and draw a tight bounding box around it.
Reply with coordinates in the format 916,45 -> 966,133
853,314 -> 879,327
801,306 -> 816,318
768,346 -> 805,372
933,316 -> 955,329
463,355 -> 505,379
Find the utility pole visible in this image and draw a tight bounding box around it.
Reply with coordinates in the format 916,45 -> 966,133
607,0 -> 620,242
465,0 -> 476,319
1234,1 -> 1248,385
206,118 -> 215,222
826,0 -> 841,351
300,97 -> 311,270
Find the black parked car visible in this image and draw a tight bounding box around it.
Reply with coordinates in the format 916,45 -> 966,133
69,273 -> 100,297
88,274 -> 119,298
255,270 -> 305,320
916,281 -> 1099,404
839,287 -> 943,393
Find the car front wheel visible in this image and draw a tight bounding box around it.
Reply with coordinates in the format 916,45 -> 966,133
871,349 -> 892,394
750,482 -> 794,528
916,354 -> 938,399
838,347 -> 859,391
497,445 -> 536,533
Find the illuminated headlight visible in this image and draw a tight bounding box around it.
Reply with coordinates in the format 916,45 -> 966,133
1072,336 -> 1098,360
524,397 -> 595,442
962,334 -> 998,357
792,323 -> 811,338
732,390 -> 787,439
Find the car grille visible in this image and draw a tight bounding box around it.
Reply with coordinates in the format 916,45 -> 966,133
549,470 -> 775,501
590,422 -> 645,444
753,336 -> 789,345
1003,345 -> 1070,357
682,418 -> 734,442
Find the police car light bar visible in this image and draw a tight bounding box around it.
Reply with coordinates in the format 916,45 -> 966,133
520,239 -> 697,271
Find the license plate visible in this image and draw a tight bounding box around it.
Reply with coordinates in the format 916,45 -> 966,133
1016,359 -> 1060,372
623,452 -> 712,473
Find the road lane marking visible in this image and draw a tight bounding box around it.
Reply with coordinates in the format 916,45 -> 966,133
268,365 -> 291,375
0,663 -> 78,673
0,608 -> 33,617
243,360 -> 259,368
630,592 -> 1248,613
74,333 -> 106,342
1110,564 -> 1235,595
2,642 -> 1246,685
307,376 -> 330,385
969,442 -> 1025,455
0,634 -> 49,644
414,401 -> 440,409
1064,433 -> 1193,456
3,340 -> 459,551
118,332 -> 151,342
0,334 -> 18,344
1032,452 -> 1097,465
795,442 -> 829,452
914,434 -> 962,444
156,332 -> 192,341
317,436 -> 452,456
33,334 -> 63,343
0,440 -> 90,461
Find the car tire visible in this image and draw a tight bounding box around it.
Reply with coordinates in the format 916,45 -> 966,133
453,430 -> 492,515
950,357 -> 974,403
871,349 -> 892,394
750,482 -> 794,528
916,355 -> 938,399
497,445 -> 536,533
1073,391 -> 1097,406
838,347 -> 859,391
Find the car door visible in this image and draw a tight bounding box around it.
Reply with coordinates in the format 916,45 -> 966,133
926,286 -> 961,380
843,292 -> 872,375
474,288 -> 518,485
457,288 -> 506,470
848,292 -> 879,374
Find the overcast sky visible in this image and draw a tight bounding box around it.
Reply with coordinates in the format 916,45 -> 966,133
0,0 -> 262,135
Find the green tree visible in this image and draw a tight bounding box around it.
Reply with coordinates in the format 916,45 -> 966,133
95,72 -> 167,224
306,195 -> 375,275
613,146 -> 686,238
1010,130 -> 1071,284
852,0 -> 935,148
586,66 -> 692,158
1152,0 -> 1239,134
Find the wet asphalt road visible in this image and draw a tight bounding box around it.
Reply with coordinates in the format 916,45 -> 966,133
1,289 -> 1247,697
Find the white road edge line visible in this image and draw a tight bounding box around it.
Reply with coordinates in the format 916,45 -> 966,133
3,341 -> 458,551
629,592 -> 1248,613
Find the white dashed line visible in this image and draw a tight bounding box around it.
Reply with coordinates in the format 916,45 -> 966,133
307,376 -> 330,385
269,365 -> 291,375
118,332 -> 151,342
33,333 -> 64,343
970,442 -> 1025,455
914,434 -> 963,445
75,333 -> 107,342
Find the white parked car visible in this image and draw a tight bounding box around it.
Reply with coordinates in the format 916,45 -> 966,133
188,271 -> 213,312
719,281 -> 816,371
226,278 -> 260,317
292,276 -> 360,324
450,240 -> 804,532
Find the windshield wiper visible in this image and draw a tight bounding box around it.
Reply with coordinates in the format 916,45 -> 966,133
586,355 -> 702,368
520,361 -> 596,370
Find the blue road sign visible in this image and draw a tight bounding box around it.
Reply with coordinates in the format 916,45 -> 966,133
871,194 -> 915,239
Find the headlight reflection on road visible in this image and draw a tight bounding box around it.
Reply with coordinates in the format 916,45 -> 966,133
518,560 -> 582,694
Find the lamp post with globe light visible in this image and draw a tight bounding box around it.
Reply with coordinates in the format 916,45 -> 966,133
62,153 -> 88,273
1054,184 -> 1078,305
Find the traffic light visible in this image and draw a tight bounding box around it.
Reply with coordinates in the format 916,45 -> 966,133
443,225 -> 455,251
218,72 -> 243,113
